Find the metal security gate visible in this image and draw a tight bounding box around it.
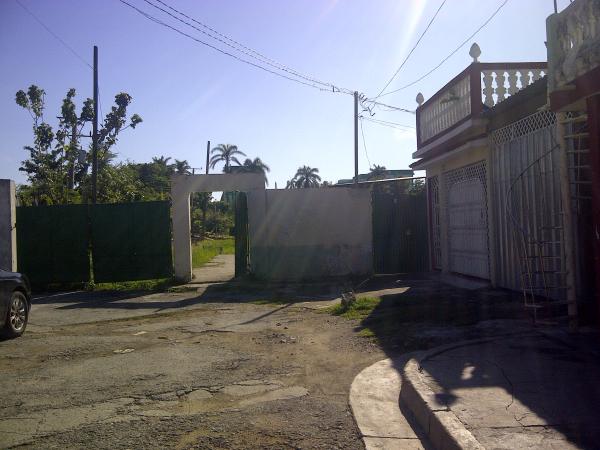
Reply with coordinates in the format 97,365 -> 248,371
16,201 -> 173,284
444,162 -> 490,279
372,181 -> 429,273
234,192 -> 249,277
16,204 -> 90,284
91,201 -> 173,282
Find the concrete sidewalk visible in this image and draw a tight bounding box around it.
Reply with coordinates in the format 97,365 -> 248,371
400,331 -> 600,450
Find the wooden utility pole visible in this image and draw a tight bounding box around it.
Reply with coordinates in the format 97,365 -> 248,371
205,140 -> 210,174
91,45 -> 99,203
354,91 -> 359,185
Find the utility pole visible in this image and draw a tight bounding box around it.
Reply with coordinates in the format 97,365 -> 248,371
205,140 -> 210,174
91,45 -> 99,204
354,91 -> 359,185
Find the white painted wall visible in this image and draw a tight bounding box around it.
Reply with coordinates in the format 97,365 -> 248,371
249,188 -> 373,280
171,175 -> 373,281
0,179 -> 17,271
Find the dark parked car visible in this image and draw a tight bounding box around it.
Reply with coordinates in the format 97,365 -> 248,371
0,269 -> 31,338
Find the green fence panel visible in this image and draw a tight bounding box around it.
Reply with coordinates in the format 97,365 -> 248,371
372,184 -> 429,274
16,204 -> 91,284
91,201 -> 173,282
234,192 -> 249,277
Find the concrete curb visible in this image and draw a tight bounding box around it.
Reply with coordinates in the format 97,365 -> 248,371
350,355 -> 429,450
398,333 -> 540,450
400,359 -> 483,450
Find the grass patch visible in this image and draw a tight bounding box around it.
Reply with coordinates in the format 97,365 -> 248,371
192,238 -> 235,268
325,296 -> 381,320
357,328 -> 376,338
90,278 -> 176,292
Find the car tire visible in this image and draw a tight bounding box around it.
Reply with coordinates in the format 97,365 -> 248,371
3,290 -> 28,338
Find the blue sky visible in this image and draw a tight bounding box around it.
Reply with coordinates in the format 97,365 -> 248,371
0,0 -> 569,188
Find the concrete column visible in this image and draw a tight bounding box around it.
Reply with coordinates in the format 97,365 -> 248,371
438,169 -> 450,273
172,179 -> 192,282
485,149 -> 498,287
0,179 -> 17,272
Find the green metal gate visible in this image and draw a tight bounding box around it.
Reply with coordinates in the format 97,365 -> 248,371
16,204 -> 91,284
234,192 -> 249,277
91,201 -> 173,282
372,182 -> 429,273
16,201 -> 173,284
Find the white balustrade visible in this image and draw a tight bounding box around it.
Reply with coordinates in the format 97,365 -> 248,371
419,75 -> 471,143
480,68 -> 546,108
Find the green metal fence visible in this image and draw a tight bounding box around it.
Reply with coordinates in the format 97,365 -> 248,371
234,192 -> 249,277
16,204 -> 91,284
372,182 -> 429,274
91,201 -> 173,282
16,201 -> 173,284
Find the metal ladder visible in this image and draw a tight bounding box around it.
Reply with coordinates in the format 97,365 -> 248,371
509,113 -> 584,326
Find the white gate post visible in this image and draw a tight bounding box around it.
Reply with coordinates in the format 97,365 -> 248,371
0,179 -> 17,272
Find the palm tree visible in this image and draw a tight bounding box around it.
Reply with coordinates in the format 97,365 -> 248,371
174,159 -> 191,175
209,144 -> 246,173
369,164 -> 387,180
241,157 -> 270,185
152,155 -> 172,166
292,165 -> 321,188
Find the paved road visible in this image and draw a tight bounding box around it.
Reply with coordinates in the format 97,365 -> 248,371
0,282 -> 382,449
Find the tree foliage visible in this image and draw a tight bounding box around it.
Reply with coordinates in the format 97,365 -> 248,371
15,84 -> 142,205
209,144 -> 246,173
287,165 -> 321,188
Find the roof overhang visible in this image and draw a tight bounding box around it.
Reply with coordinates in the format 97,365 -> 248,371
411,137 -> 488,171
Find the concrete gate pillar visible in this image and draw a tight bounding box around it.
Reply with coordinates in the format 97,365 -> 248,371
170,173 -> 265,282
0,179 -> 17,272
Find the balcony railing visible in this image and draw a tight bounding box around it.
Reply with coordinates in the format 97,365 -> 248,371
546,0 -> 600,93
416,56 -> 547,147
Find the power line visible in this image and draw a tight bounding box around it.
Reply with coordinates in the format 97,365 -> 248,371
359,118 -> 371,168
15,0 -> 92,69
361,118 -> 414,132
149,0 -> 352,93
374,0 -> 447,99
361,116 -> 415,129
118,0 -> 353,95
378,0 -> 510,97
362,98 -> 415,114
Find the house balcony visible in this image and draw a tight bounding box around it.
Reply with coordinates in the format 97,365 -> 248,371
546,0 -> 600,111
413,44 -> 546,161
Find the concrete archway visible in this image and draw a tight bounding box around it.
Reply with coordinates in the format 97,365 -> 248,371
171,173 -> 265,281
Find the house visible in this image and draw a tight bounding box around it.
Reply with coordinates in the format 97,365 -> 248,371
412,0 -> 600,326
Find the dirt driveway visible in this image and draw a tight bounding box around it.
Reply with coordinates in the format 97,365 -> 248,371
0,283 -> 384,449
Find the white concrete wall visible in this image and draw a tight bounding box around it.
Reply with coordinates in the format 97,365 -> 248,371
0,179 -> 17,271
170,175 -> 373,281
248,188 -> 373,280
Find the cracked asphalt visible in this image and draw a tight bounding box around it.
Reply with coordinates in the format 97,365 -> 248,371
0,286 -> 383,449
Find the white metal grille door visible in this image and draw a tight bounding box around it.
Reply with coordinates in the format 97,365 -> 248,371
444,162 -> 490,279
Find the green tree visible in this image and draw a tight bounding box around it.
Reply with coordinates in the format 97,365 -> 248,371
15,85 -> 142,204
174,159 -> 191,174
368,164 -> 387,180
209,144 -> 246,173
290,165 -> 321,188
241,157 -> 270,185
